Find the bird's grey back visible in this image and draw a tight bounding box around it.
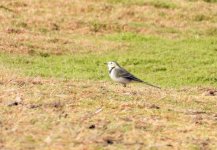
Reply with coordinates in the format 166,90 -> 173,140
115,67 -> 144,82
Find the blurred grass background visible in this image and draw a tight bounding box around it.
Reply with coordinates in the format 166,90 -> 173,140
0,0 -> 217,88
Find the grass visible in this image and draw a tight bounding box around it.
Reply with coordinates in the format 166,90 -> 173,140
1,75 -> 217,149
1,0 -> 217,149
1,33 -> 217,87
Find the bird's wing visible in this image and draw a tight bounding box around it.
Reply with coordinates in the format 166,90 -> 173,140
116,68 -> 144,82
117,67 -> 161,89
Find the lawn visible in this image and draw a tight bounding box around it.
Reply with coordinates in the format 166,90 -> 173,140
0,0 -> 217,149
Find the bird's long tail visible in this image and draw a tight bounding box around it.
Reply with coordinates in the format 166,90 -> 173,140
142,81 -> 161,89
127,74 -> 161,89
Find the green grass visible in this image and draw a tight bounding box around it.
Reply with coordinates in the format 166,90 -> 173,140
1,33 -> 217,88
107,0 -> 177,9
203,0 -> 217,2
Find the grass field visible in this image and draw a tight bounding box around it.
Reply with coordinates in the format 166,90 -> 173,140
1,0 -> 217,149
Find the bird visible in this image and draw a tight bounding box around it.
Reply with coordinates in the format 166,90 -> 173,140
105,61 -> 160,89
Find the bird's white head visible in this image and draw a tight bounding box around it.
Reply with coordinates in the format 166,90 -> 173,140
106,61 -> 120,70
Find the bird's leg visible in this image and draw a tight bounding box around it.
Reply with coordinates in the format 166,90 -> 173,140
122,83 -> 131,95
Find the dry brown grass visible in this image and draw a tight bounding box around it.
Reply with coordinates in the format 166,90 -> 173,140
0,0 -> 217,54
0,31 -> 128,55
1,67 -> 217,149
